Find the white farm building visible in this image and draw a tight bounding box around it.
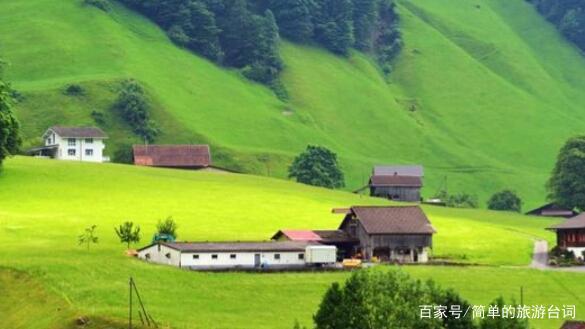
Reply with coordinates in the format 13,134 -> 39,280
137,241 -> 336,270
28,126 -> 108,163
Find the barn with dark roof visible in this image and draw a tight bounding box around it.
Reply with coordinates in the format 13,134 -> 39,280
368,165 -> 424,202
133,145 -> 211,169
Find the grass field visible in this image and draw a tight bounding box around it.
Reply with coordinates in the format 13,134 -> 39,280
3,0 -> 585,207
0,157 -> 579,329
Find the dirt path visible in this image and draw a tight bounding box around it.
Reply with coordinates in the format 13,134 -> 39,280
530,240 -> 549,269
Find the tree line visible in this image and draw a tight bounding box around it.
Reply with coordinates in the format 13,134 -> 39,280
0,60 -> 21,167
115,0 -> 402,95
530,0 -> 585,52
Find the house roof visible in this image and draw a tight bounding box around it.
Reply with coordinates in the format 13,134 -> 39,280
526,203 -> 577,217
146,241 -> 312,253
370,175 -> 423,187
271,230 -> 322,241
47,126 -> 107,138
133,145 -> 211,168
548,213 -> 585,230
340,206 -> 436,235
561,321 -> 585,329
373,165 -> 424,177
313,230 -> 359,243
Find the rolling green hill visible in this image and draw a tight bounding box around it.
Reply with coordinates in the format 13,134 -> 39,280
0,156 -> 580,329
4,0 -> 585,207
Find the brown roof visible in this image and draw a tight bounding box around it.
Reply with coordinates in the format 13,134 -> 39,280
561,321 -> 585,329
156,241 -> 312,252
370,175 -> 422,187
313,230 -> 359,243
548,213 -> 585,230
133,145 -> 211,168
48,126 -> 107,138
341,206 -> 436,235
526,203 -> 577,218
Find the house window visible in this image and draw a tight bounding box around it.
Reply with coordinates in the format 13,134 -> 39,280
46,138 -> 52,145
157,245 -> 161,251
230,254 -> 237,259
68,149 -> 76,156
145,253 -> 151,260
85,149 -> 93,156
211,254 -> 218,260
193,254 -> 199,259
298,253 -> 304,260
165,253 -> 171,259
274,253 -> 281,260
85,138 -> 93,144
68,138 -> 76,146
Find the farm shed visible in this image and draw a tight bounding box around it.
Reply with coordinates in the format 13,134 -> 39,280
547,213 -> 585,256
133,145 -> 211,169
137,241 -> 336,270
367,165 -> 424,202
338,206 -> 435,263
526,203 -> 577,218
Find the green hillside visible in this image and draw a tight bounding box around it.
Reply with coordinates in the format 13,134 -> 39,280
4,0 -> 585,207
0,156 -> 580,329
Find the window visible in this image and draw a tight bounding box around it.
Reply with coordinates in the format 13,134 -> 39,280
230,254 -> 237,259
274,253 -> 281,260
68,138 -> 76,146
298,253 -> 304,260
85,149 -> 93,156
85,138 -> 93,144
145,253 -> 151,260
211,254 -> 218,260
165,253 -> 171,259
46,138 -> 52,145
157,245 -> 161,251
193,254 -> 199,260
68,149 -> 76,156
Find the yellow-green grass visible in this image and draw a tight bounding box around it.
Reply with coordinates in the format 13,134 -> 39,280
4,0 -> 585,207
0,157 -> 570,329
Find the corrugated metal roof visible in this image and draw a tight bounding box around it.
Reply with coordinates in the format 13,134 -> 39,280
342,206 -> 436,235
373,165 -> 424,177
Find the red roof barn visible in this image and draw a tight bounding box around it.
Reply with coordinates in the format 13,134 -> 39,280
133,145 -> 211,169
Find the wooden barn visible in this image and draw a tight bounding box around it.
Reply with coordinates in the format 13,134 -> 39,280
271,229 -> 359,260
133,145 -> 211,169
547,213 -> 585,257
368,165 -> 423,202
338,206 -> 435,263
526,203 -> 577,218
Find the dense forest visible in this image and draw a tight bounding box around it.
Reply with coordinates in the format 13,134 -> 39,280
115,0 -> 401,95
530,0 -> 585,51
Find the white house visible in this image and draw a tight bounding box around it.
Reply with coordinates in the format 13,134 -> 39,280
29,126 -> 108,162
137,241 -> 336,270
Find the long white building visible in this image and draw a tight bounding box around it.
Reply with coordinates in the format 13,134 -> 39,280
137,241 -> 336,270
29,126 -> 108,162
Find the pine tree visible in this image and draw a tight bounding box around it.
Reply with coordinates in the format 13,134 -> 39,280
352,0 -> 378,51
313,0 -> 354,55
268,0 -> 314,42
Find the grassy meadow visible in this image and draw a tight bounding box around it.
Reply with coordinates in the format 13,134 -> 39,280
0,157 -> 579,329
3,0 -> 585,206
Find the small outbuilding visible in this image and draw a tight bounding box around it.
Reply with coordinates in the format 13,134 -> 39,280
137,241 -> 336,270
368,165 -> 424,202
526,203 -> 577,218
547,213 -> 585,256
339,205 -> 435,263
133,145 -> 211,169
272,229 -> 358,260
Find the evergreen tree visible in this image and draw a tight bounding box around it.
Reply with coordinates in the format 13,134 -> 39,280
313,0 -> 354,55
268,0 -> 314,42
218,0 -> 256,67
352,0 -> 378,50
0,63 -> 21,165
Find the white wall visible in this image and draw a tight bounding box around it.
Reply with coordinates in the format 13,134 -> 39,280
49,133 -> 106,163
138,244 -> 181,267
568,247 -> 585,259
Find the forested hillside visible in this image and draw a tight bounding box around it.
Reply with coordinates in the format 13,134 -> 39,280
4,0 -> 585,207
529,0 -> 585,52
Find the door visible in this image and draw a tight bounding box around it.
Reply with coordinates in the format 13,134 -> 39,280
254,254 -> 261,267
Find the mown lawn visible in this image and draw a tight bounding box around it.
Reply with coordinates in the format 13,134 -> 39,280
0,157 -> 573,329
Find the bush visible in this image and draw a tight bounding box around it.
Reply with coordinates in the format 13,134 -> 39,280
64,84 -> 85,96
445,193 -> 478,208
84,0 -> 111,12
487,190 -> 522,212
112,144 -> 134,164
113,80 -> 159,143
156,217 -> 178,239
90,111 -> 105,126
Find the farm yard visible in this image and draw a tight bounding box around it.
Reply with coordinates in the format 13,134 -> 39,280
0,157 -> 581,329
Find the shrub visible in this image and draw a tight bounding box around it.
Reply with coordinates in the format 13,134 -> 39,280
64,84 -> 85,96
446,193 -> 478,208
156,217 -> 178,239
112,144 -> 134,164
90,111 -> 105,126
487,190 -> 522,212
84,0 -> 111,12
113,80 -> 159,142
